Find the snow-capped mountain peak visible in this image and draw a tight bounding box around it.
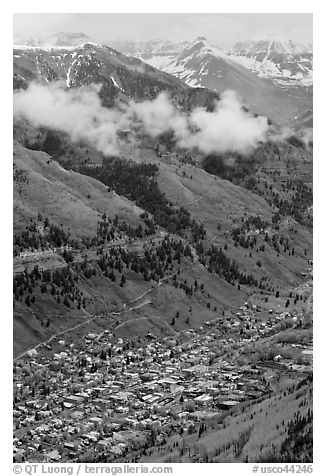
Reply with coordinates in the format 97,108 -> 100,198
118,36 -> 312,125
233,38 -> 312,55
107,38 -> 191,58
117,36 -> 312,90
181,36 -> 228,60
226,39 -> 313,87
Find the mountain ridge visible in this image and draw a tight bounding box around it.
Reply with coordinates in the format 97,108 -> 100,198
13,42 -> 220,112
12,32 -> 313,464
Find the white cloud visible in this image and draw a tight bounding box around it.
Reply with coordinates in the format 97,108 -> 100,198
13,13 -> 312,46
14,82 -> 269,157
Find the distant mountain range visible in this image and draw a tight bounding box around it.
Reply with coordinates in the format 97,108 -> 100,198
13,33 -> 313,126
13,33 -> 313,88
13,42 -> 218,111
110,36 -> 313,89
13,31 -> 93,48
228,39 -> 312,87
12,29 -> 313,463
109,37 -> 312,126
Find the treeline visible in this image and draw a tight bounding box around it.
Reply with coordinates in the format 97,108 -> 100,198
97,213 -> 154,241
231,214 -> 296,256
78,159 -> 206,240
13,164 -> 29,196
91,235 -> 192,283
202,143 -> 312,227
14,212 -> 155,257
14,235 -> 197,309
13,216 -> 72,256
231,215 -> 269,250
195,242 -> 259,288
269,180 -> 312,226
81,212 -> 156,249
14,231 -> 252,313
13,265 -> 86,310
258,377 -> 313,463
258,409 -> 313,463
203,153 -> 257,185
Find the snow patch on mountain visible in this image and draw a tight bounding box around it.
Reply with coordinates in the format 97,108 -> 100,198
125,36 -> 313,89
227,39 -> 313,87
110,76 -> 125,93
66,59 -> 77,88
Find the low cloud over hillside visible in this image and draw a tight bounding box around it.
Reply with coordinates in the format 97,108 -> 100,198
14,82 -> 269,156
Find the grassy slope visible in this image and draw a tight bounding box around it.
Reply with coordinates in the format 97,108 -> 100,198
13,141 -> 312,357
139,379 -> 312,463
155,159 -> 312,288
13,253 -> 248,357
13,142 -> 144,355
13,142 -> 143,238
13,143 -> 248,355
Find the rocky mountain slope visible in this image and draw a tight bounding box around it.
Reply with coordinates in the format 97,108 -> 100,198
12,37 -> 312,464
12,39 -> 312,358
228,39 -> 312,88
115,37 -> 312,126
109,38 -> 191,59
13,42 -> 218,110
114,37 -> 312,88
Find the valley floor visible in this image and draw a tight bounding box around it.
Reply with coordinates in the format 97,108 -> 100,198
13,276 -> 313,463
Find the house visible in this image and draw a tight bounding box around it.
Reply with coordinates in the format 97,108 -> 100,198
98,439 -> 112,450
71,411 -> 84,420
109,445 -> 124,456
142,394 -> 153,402
123,417 -> 138,428
89,416 -> 102,425
217,400 -> 239,410
64,395 -> 85,407
44,449 -> 61,461
207,387 -> 220,396
194,394 -> 213,406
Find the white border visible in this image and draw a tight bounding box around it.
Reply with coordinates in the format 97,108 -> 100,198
2,3 -> 323,474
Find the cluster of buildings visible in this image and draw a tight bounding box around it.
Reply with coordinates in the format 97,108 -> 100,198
13,299 -> 312,463
16,245 -> 73,264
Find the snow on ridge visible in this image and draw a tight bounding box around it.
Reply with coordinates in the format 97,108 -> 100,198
110,76 -> 125,93
228,39 -> 312,56
66,59 -> 77,87
228,52 -> 313,86
143,55 -> 175,71
13,41 -> 103,52
142,39 -> 312,89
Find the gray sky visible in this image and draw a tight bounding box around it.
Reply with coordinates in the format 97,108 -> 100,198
13,13 -> 313,45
